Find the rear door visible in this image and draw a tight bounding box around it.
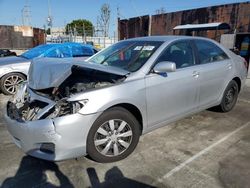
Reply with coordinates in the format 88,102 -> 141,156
145,40 -> 200,127
193,39 -> 233,108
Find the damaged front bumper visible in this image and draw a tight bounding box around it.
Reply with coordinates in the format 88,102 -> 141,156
4,86 -> 101,161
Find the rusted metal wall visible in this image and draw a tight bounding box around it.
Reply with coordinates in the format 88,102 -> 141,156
0,25 -> 45,49
33,28 -> 45,47
118,15 -> 149,40
118,2 -> 250,40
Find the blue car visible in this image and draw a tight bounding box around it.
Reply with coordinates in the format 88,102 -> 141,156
21,42 -> 97,59
0,42 -> 97,95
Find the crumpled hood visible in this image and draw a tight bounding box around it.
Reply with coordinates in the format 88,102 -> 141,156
28,58 -> 129,90
0,56 -> 29,66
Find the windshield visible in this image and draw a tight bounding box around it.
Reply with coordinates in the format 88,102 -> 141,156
87,40 -> 163,72
21,45 -> 53,59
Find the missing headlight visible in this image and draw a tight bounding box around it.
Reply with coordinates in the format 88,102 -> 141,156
39,100 -> 85,120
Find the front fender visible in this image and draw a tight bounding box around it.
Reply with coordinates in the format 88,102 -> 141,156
0,64 -> 29,79
0,67 -> 13,78
68,79 -> 147,126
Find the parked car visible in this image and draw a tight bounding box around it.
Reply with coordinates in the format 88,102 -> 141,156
0,49 -> 16,57
5,36 -> 248,163
0,42 -> 96,95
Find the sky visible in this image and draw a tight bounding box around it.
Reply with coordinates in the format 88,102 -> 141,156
0,0 -> 249,36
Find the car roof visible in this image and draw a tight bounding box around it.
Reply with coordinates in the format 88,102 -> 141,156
39,42 -> 93,49
124,35 -> 215,43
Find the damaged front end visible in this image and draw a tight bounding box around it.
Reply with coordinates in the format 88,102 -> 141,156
7,83 -> 87,121
5,58 -> 129,161
8,59 -> 128,121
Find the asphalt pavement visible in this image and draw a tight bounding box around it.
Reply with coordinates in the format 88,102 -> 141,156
0,81 -> 250,188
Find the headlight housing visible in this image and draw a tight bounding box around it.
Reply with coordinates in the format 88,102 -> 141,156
72,99 -> 89,114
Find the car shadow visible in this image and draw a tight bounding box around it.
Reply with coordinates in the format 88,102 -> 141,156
87,166 -> 162,188
1,156 -> 165,188
1,156 -> 74,188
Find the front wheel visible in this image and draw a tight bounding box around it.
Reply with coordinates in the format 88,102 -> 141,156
218,80 -> 239,112
0,73 -> 26,95
87,107 -> 141,163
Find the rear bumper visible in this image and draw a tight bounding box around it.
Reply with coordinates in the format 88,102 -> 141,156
4,102 -> 101,161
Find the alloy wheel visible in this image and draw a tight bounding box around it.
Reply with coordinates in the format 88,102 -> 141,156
94,119 -> 133,157
3,75 -> 24,94
225,85 -> 237,109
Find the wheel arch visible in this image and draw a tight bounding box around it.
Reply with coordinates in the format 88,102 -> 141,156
107,103 -> 143,134
0,71 -> 27,80
232,77 -> 241,92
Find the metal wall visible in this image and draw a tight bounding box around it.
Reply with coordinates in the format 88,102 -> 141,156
0,25 -> 45,49
118,2 -> 250,40
118,15 -> 149,40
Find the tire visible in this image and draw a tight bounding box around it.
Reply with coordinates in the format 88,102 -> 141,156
0,73 -> 26,95
87,107 -> 141,163
218,80 -> 239,112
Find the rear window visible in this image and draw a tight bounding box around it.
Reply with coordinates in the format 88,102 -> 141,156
195,40 -> 229,64
21,45 -> 53,59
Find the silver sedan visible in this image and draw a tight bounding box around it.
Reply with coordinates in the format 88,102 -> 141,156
5,36 -> 248,163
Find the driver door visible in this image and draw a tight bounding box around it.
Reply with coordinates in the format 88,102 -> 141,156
145,40 -> 200,127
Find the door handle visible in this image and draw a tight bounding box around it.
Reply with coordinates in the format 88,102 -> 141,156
192,71 -> 200,78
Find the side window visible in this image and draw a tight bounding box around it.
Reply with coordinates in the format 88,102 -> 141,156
156,41 -> 195,69
195,40 -> 229,64
47,47 -> 71,58
46,49 -> 61,58
72,46 -> 94,57
58,46 -> 71,58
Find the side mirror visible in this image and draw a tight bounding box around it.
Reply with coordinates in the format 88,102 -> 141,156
153,61 -> 176,74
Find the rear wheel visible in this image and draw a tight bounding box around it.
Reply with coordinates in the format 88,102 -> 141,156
87,107 -> 141,163
218,80 -> 239,112
0,73 -> 26,95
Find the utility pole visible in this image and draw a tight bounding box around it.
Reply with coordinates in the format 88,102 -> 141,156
74,25 -> 77,42
116,6 -> 120,41
95,16 -> 104,37
47,0 -> 53,34
82,23 -> 86,43
21,0 -> 31,26
96,17 -> 99,37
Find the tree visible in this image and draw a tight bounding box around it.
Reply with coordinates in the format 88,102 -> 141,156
65,19 -> 94,36
46,28 -> 51,35
99,3 -> 111,37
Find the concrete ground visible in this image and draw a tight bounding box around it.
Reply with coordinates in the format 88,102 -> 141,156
0,82 -> 250,188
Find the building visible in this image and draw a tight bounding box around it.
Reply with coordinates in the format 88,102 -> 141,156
118,2 -> 250,41
50,27 -> 66,37
0,25 -> 45,50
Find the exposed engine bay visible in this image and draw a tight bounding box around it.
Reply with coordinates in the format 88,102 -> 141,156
8,64 -> 126,122
34,65 -> 125,98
